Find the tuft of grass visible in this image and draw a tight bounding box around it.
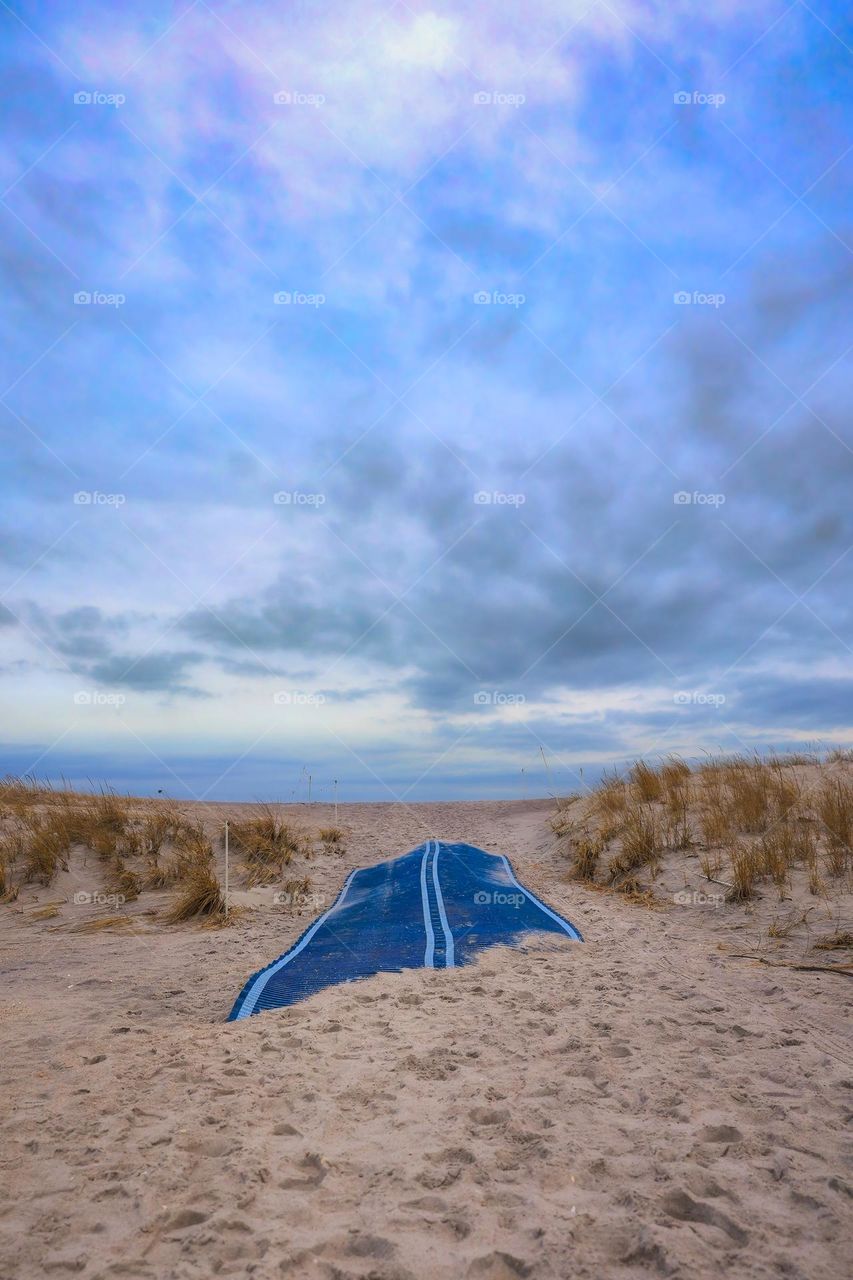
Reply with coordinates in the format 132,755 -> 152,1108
228,805 -> 304,884
592,770 -> 629,819
108,859 -> 141,902
317,826 -> 344,843
607,804 -> 661,882
700,849 -> 722,881
165,857 -> 226,924
767,908 -> 813,940
817,777 -> 853,876
27,903 -> 61,921
630,760 -> 663,803
813,929 -> 853,951
139,807 -> 173,858
69,915 -> 135,934
569,835 -> 604,883
316,826 -> 347,857
699,804 -> 733,849
759,828 -> 794,897
615,875 -> 658,906
727,759 -> 771,833
142,856 -> 180,890
22,816 -> 71,886
806,845 -> 824,896
727,844 -> 759,902
663,784 -> 692,851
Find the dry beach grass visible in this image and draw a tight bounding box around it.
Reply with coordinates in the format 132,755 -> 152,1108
0,761 -> 850,1278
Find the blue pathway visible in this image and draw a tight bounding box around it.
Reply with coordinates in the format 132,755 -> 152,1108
228,840 -> 583,1020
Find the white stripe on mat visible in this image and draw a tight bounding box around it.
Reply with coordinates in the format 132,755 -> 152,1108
234,867 -> 360,1019
420,840 -> 436,968
498,854 -> 583,941
432,841 -> 455,967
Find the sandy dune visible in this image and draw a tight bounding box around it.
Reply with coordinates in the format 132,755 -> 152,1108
1,797 -> 850,1279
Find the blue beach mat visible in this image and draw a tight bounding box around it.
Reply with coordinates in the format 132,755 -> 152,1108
227,840 -> 583,1021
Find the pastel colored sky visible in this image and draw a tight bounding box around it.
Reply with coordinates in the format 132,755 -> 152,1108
1,0 -> 851,801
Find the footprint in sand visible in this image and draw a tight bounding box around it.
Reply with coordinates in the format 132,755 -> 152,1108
661,1188 -> 749,1245
466,1252 -> 531,1279
278,1151 -> 328,1189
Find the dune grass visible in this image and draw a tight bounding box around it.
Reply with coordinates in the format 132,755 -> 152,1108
555,751 -> 853,905
165,863 -> 227,923
226,804 -> 307,885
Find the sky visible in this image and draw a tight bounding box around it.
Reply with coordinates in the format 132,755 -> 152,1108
0,0 -> 851,803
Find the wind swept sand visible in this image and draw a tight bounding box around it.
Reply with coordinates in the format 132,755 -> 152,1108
1,793 -> 850,1279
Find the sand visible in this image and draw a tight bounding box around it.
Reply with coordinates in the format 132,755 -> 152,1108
1,796 -> 850,1279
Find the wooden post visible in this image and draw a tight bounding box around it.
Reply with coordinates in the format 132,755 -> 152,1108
224,820 -> 229,918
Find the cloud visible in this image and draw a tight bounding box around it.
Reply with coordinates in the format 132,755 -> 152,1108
0,1 -> 849,795
86,650 -> 208,695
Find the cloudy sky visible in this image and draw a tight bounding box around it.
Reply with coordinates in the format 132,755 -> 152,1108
1,0 -> 851,802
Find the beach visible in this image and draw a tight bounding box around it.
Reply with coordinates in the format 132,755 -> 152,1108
1,791 -> 850,1279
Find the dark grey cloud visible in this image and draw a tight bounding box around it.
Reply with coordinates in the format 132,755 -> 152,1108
87,651 -> 208,695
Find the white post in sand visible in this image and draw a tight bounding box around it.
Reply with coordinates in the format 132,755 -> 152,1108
224,820 -> 229,919
333,778 -> 338,824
